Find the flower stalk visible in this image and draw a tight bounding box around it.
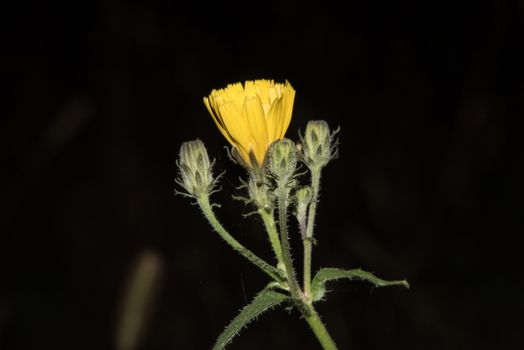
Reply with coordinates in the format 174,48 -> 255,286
268,139 -> 302,298
246,174 -> 285,269
299,120 -> 338,301
304,167 -> 321,300
258,208 -> 285,271
276,182 -> 301,298
197,194 -> 285,284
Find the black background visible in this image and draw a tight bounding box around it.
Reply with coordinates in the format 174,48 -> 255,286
1,0 -> 523,349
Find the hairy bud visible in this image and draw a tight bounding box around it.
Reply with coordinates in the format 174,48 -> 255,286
294,186 -> 312,239
299,120 -> 338,169
267,138 -> 297,182
176,139 -> 216,197
295,186 -> 312,216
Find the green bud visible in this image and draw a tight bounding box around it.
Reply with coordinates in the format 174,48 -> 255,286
267,138 -> 297,181
295,186 -> 312,213
176,139 -> 216,197
294,186 -> 312,238
299,120 -> 337,169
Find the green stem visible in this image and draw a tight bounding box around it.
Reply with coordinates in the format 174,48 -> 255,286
277,184 -> 301,298
303,237 -> 313,299
258,209 -> 285,269
304,168 -> 321,299
197,195 -> 284,283
302,304 -> 338,350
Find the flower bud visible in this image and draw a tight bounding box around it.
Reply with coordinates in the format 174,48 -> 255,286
295,186 -> 312,214
176,139 -> 215,197
300,120 -> 336,169
267,138 -> 297,181
294,186 -> 312,238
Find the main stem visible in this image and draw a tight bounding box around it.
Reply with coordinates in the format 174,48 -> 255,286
277,184 -> 301,298
302,303 -> 338,350
197,195 -> 284,283
303,168 -> 321,299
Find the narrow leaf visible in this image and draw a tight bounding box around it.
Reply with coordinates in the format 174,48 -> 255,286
311,267 -> 409,302
212,290 -> 289,350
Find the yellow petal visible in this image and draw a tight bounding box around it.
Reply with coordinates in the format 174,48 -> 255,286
203,96 -> 236,146
268,85 -> 279,104
243,96 -> 268,165
254,80 -> 271,105
244,81 -> 257,98
266,96 -> 283,141
237,148 -> 252,167
218,100 -> 251,157
278,83 -> 295,138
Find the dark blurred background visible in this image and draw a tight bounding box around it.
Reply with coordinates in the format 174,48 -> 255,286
1,0 -> 523,349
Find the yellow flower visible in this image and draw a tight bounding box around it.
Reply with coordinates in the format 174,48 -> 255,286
203,79 -> 296,169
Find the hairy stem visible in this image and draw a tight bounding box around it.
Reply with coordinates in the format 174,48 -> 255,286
304,168 -> 321,299
197,195 -> 284,283
258,209 -> 285,269
302,303 -> 338,350
303,237 -> 313,300
277,184 -> 301,298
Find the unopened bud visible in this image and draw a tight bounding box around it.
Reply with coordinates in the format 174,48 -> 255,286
294,186 -> 312,221
300,120 -> 337,169
176,139 -> 215,197
267,138 -> 297,181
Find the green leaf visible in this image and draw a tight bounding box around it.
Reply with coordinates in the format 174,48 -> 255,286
311,268 -> 409,302
212,290 -> 289,350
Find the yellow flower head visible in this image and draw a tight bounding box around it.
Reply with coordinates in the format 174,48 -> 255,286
203,79 -> 296,169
